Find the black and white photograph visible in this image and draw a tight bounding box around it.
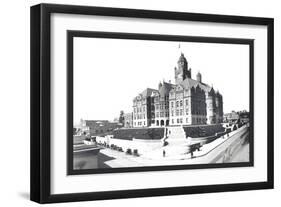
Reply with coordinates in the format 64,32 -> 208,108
69,31 -> 253,173
28,2 -> 274,204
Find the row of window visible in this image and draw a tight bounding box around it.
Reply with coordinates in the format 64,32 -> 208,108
133,99 -> 146,104
134,106 -> 146,113
134,100 -> 209,119
170,117 -> 207,124
134,121 -> 146,126
171,118 -> 184,124
191,110 -> 207,116
154,95 -> 168,102
133,117 -> 209,126
93,129 -> 112,133
155,104 -> 169,110
170,100 -> 208,108
134,114 -> 146,120
155,111 -> 169,118
134,110 -> 206,120
170,90 -> 190,96
170,99 -> 189,108
170,109 -> 188,116
137,100 -> 208,113
134,110 -> 205,120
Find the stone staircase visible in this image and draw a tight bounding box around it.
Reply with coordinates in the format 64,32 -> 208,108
163,126 -> 191,146
167,126 -> 186,139
161,126 -> 191,156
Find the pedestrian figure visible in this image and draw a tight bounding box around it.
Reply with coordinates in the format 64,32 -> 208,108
191,151 -> 194,158
163,150 -> 166,157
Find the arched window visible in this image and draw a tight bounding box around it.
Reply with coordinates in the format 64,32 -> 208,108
180,100 -> 183,107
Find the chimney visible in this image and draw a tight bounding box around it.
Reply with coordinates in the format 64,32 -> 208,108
196,72 -> 202,83
158,81 -> 162,89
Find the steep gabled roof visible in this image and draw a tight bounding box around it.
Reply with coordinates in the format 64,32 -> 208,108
180,78 -> 212,92
159,81 -> 175,96
140,88 -> 159,97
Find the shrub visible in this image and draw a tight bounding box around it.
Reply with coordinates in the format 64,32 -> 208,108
133,149 -> 139,156
126,148 -> 132,155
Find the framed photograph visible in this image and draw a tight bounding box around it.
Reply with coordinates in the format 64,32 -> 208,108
30,3 -> 274,203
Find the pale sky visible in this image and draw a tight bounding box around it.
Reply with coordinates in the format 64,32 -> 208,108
73,37 -> 250,123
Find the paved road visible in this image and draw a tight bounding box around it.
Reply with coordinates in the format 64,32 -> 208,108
193,125 -> 249,164
228,143 -> 249,162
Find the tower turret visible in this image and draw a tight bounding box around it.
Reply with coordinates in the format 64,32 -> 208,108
158,81 -> 163,90
196,72 -> 202,83
174,53 -> 191,84
206,88 -> 216,124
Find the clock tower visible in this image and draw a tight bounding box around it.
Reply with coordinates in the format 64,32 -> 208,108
174,53 -> 191,84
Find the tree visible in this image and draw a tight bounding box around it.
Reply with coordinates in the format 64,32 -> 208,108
119,110 -> 125,126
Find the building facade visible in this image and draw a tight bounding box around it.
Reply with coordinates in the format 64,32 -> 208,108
223,110 -> 249,124
124,112 -> 133,128
75,119 -> 122,136
133,88 -> 158,127
132,53 -> 223,127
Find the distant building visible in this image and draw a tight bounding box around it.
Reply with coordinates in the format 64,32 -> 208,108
124,112 -> 133,128
223,110 -> 249,124
133,88 -> 158,127
132,53 -> 223,127
223,111 -> 240,123
75,119 -> 122,136
74,118 -> 90,135
238,110 -> 250,123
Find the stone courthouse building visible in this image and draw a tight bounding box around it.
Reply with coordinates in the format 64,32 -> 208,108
133,53 -> 223,127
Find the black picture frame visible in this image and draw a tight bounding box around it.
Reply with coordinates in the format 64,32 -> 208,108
67,30 -> 254,175
30,3 -> 274,204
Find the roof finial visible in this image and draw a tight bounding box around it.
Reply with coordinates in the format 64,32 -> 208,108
158,81 -> 163,89
178,43 -> 183,55
196,71 -> 202,82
